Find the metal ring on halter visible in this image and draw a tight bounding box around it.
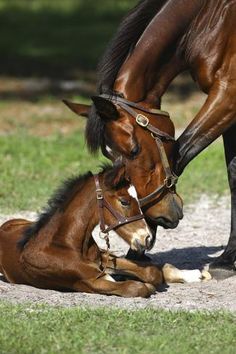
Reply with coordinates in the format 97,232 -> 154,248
164,175 -> 178,189
151,132 -> 156,139
96,188 -> 103,200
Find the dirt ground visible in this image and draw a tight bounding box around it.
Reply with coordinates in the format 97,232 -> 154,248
1,196 -> 236,312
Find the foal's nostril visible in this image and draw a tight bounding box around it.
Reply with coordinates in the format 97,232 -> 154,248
145,235 -> 151,248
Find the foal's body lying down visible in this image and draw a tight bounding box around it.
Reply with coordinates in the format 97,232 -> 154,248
0,165 -> 208,297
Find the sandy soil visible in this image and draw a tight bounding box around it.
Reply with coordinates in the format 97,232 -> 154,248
1,196 -> 236,311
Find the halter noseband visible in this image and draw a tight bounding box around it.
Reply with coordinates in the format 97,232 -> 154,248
94,174 -> 144,236
99,94 -> 178,207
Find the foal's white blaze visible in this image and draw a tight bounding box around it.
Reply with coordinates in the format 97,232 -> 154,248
128,185 -> 138,201
128,184 -> 152,248
181,269 -> 203,283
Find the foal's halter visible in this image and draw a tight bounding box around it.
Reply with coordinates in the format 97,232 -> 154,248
100,94 -> 178,207
93,174 -> 145,277
94,174 -> 144,238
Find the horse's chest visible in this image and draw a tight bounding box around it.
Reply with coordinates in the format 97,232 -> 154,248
183,0 -> 235,93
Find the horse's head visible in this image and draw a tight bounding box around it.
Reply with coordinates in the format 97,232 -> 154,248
97,164 -> 154,253
63,96 -> 183,229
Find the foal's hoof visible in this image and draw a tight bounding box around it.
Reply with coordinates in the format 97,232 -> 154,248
126,249 -> 152,262
209,258 -> 236,280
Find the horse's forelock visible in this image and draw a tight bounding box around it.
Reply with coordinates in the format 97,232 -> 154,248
85,104 -> 105,153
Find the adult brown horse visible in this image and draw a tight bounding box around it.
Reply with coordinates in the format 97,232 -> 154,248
0,163 -> 207,297
64,0 -> 236,278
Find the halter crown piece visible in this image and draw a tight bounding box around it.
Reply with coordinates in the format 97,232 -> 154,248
99,94 -> 178,206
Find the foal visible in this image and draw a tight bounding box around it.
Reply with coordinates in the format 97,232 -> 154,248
0,164 -> 208,297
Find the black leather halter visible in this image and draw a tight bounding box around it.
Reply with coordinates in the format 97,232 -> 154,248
99,94 -> 178,207
94,174 -> 144,236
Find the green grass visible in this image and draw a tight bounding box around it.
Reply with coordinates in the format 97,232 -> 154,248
0,129 -> 107,212
0,130 -> 228,213
177,138 -> 228,204
0,303 -> 235,354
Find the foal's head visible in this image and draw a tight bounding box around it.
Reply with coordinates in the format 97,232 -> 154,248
63,96 -> 183,229
99,164 -> 154,253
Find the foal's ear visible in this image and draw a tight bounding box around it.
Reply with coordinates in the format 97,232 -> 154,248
91,96 -> 119,120
111,165 -> 129,188
62,99 -> 90,118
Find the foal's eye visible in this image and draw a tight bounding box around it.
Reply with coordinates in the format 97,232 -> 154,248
130,145 -> 140,159
120,199 -> 130,207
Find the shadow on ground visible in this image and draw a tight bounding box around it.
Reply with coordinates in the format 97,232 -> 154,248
149,245 -> 224,270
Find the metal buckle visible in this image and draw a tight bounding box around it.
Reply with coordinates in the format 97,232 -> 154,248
136,114 -> 149,127
151,132 -> 157,139
164,175 -> 178,189
96,189 -> 103,200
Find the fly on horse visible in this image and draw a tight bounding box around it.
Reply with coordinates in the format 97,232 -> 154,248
64,0 -> 236,278
0,163 -> 207,297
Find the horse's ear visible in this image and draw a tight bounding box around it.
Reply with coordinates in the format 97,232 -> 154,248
62,99 -> 90,118
91,96 -> 119,120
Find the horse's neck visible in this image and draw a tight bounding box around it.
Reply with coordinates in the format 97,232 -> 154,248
114,0 -> 204,101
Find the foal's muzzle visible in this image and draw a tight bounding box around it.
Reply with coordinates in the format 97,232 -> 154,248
131,234 -> 152,253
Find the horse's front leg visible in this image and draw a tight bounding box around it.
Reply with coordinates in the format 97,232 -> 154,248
175,76 -> 236,279
175,80 -> 236,176
209,125 -> 236,278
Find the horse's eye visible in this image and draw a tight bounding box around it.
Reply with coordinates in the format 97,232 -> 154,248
120,199 -> 130,207
130,145 -> 140,159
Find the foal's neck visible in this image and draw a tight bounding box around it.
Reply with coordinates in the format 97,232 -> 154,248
50,176 -> 100,254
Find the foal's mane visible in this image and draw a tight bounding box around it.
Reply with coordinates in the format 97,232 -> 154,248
86,0 -> 165,153
18,165 -> 113,249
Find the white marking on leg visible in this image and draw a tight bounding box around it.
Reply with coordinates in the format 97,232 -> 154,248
181,269 -> 202,283
103,274 -> 116,282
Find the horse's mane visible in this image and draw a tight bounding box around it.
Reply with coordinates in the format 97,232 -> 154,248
98,0 -> 166,94
18,165 -> 114,249
86,0 -> 165,153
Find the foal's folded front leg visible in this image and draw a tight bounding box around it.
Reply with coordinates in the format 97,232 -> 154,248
78,276 -> 156,298
101,252 -> 164,286
101,253 -> 211,285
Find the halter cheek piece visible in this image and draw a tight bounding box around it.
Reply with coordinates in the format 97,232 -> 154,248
99,94 -> 178,207
93,174 -> 145,277
94,174 -> 144,238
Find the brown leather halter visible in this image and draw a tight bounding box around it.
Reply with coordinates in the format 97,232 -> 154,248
94,173 -> 145,237
99,94 -> 178,207
93,173 -> 145,278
